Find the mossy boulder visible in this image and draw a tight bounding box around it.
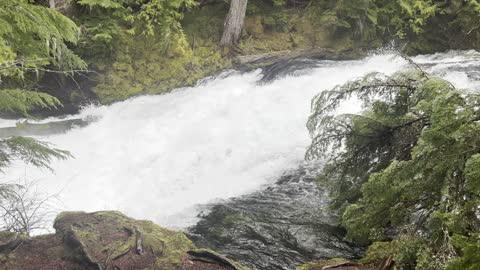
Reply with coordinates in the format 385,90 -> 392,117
0,211 -> 249,270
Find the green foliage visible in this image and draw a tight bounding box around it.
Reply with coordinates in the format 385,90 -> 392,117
307,71 -> 429,208
245,0 -> 294,32
0,0 -> 86,76
76,0 -> 230,104
0,1 -> 76,177
0,136 -> 71,172
446,234 -> 480,270
335,0 -> 439,45
0,89 -> 70,176
302,0 -> 480,52
0,89 -> 62,117
240,0 -> 480,53
77,0 -> 123,9
75,0 -> 196,62
0,0 -> 86,118
308,69 -> 480,268
360,236 -> 427,268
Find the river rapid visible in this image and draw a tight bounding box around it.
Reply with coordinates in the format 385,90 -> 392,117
1,50 -> 479,269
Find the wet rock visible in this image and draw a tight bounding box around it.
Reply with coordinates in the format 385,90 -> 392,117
188,249 -> 248,270
0,211 -> 249,270
297,259 -> 368,270
189,164 -> 363,270
235,48 -> 366,82
0,116 -> 98,138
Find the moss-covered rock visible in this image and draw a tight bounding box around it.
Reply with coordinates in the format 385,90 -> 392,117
0,211 -> 249,270
88,30 -> 231,104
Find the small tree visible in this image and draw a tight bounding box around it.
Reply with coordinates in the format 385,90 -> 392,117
0,180 -> 58,236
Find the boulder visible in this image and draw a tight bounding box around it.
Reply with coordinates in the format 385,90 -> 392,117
0,211 -> 249,270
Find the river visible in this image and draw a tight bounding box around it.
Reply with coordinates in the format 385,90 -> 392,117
1,50 -> 479,269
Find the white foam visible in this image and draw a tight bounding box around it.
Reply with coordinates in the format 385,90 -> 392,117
1,51 -> 478,231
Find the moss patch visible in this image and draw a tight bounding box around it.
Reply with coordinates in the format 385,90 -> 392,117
89,3 -> 232,105
79,1 -> 365,105
0,211 -> 250,270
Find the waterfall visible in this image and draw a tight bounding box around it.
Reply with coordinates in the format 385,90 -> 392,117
1,51 -> 479,232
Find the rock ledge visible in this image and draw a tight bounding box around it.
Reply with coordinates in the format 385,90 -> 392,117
0,211 -> 248,270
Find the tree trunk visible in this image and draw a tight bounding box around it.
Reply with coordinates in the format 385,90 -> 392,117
220,0 -> 248,47
49,0 -> 56,9
48,0 -> 72,15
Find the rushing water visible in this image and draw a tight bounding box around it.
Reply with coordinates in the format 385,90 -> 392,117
189,163 -> 363,270
1,51 -> 479,237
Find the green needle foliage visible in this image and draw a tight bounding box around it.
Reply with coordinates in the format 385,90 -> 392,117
0,0 -> 87,116
74,0 -> 196,61
0,0 -> 77,174
0,89 -> 61,117
0,0 -> 86,78
0,137 -> 71,172
307,69 -> 480,268
304,0 -> 480,52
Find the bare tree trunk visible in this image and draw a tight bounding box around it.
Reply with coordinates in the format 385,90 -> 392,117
48,0 -> 72,14
220,0 -> 248,47
49,0 -> 56,9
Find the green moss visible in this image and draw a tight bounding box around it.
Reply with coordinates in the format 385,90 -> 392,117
359,237 -> 427,268
53,211 -> 198,269
75,1 -> 370,105
83,1 -> 371,105
0,231 -> 18,245
359,241 -> 393,265
78,2 -> 231,105
296,258 -> 347,270
91,12 -> 231,105
71,1 -> 368,104
239,5 -> 361,55
136,220 -> 195,268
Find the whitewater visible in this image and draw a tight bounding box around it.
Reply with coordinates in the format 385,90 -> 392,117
1,51 -> 479,232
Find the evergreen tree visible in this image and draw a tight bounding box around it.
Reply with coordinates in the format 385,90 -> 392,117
0,0 -> 87,81
74,0 -> 196,60
0,0 -> 76,174
317,0 -> 480,52
307,68 -> 480,268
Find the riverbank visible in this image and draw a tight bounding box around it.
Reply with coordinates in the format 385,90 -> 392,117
0,211 -> 249,270
33,0 -> 480,117
1,51 -> 479,270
